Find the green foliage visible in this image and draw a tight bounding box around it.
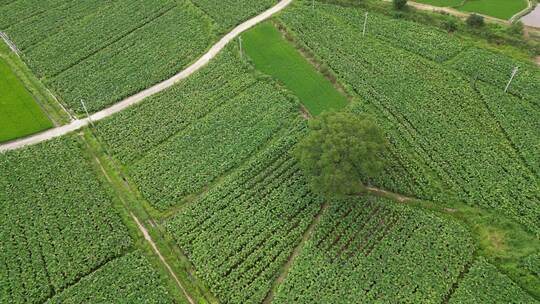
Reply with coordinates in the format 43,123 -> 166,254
1,0 -> 278,113
280,1 -> 540,234
393,0 -> 407,10
191,0 -> 277,31
242,22 -> 348,116
449,257 -> 538,303
97,47 -> 300,211
273,197 -> 476,303
0,136 -> 132,303
46,251 -> 174,303
466,13 -> 485,27
442,19 -> 458,33
165,130 -> 324,304
0,57 -> 52,143
507,21 -> 524,37
294,112 -> 387,197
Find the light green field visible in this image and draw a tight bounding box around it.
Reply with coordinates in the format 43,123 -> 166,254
242,22 -> 348,116
459,0 -> 528,20
0,57 -> 52,143
414,0 -> 528,20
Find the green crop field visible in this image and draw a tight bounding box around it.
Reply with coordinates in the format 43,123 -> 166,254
1,0 -> 539,303
0,0 -> 278,113
0,136 -> 171,302
0,57 -> 52,143
242,22 -> 348,115
414,0 -> 528,20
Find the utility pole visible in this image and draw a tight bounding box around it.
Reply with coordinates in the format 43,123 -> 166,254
80,99 -> 95,128
504,66 -> 519,93
238,36 -> 243,59
363,12 -> 369,37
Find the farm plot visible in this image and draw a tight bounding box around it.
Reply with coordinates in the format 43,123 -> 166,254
272,197 -> 475,303
307,2 -> 465,62
280,1 -> 540,234
0,57 -> 52,143
450,47 -> 540,103
449,257 -> 537,303
1,0 -> 278,113
46,251 -> 174,304
191,0 -> 278,30
165,129 -> 324,304
0,136 -> 131,303
96,47 -> 301,211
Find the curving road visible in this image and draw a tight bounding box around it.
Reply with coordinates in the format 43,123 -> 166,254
0,0 -> 293,153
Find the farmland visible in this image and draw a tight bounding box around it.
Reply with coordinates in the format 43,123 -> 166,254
0,56 -> 52,142
0,0 -> 279,113
414,0 -> 528,20
279,1 -> 540,235
242,22 -> 348,115
273,197 -> 476,303
1,0 -> 539,303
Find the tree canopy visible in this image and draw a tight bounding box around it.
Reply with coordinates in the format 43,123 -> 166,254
294,112 -> 387,198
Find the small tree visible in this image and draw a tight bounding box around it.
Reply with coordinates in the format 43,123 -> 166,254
294,112 -> 387,198
442,19 -> 458,33
466,14 -> 484,27
393,0 -> 408,10
507,21 -> 524,36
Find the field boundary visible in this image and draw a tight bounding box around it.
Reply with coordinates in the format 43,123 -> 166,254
0,0 -> 293,153
262,202 -> 330,304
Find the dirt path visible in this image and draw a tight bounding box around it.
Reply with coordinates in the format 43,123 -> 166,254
0,0 -> 293,153
130,212 -> 196,304
262,202 -> 330,304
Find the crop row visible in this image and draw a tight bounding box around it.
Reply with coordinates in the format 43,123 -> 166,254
192,0 -> 278,31
273,197 -> 475,303
449,257 -> 537,304
46,251 -> 173,303
127,78 -> 300,210
165,128 -> 325,304
280,4 -> 540,233
2,0 -> 280,113
0,136 -> 131,303
450,47 -> 540,103
308,1 -> 465,62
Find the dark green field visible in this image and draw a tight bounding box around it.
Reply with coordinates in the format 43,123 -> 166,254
0,57 -> 52,143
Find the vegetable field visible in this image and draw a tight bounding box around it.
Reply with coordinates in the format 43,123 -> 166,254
280,1 -> 540,235
97,47 -> 302,210
449,258 -> 537,303
0,0 -> 278,113
414,0 -> 528,20
0,136 -> 132,303
165,129 -> 324,304
46,251 -> 174,304
273,197 -> 476,303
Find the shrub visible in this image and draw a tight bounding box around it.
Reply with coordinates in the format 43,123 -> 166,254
443,19 -> 458,33
393,0 -> 407,10
466,14 -> 484,27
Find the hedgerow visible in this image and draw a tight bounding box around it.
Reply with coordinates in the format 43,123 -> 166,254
273,197 -> 475,303
0,136 -> 131,303
165,128 -> 324,304
449,257 -> 537,304
46,251 -> 173,304
280,2 -> 540,234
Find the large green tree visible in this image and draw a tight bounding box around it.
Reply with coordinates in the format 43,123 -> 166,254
294,112 -> 387,198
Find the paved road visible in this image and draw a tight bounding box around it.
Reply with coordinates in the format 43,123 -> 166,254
0,0 -> 292,153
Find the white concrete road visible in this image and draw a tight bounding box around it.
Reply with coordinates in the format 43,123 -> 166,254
0,0 -> 293,153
